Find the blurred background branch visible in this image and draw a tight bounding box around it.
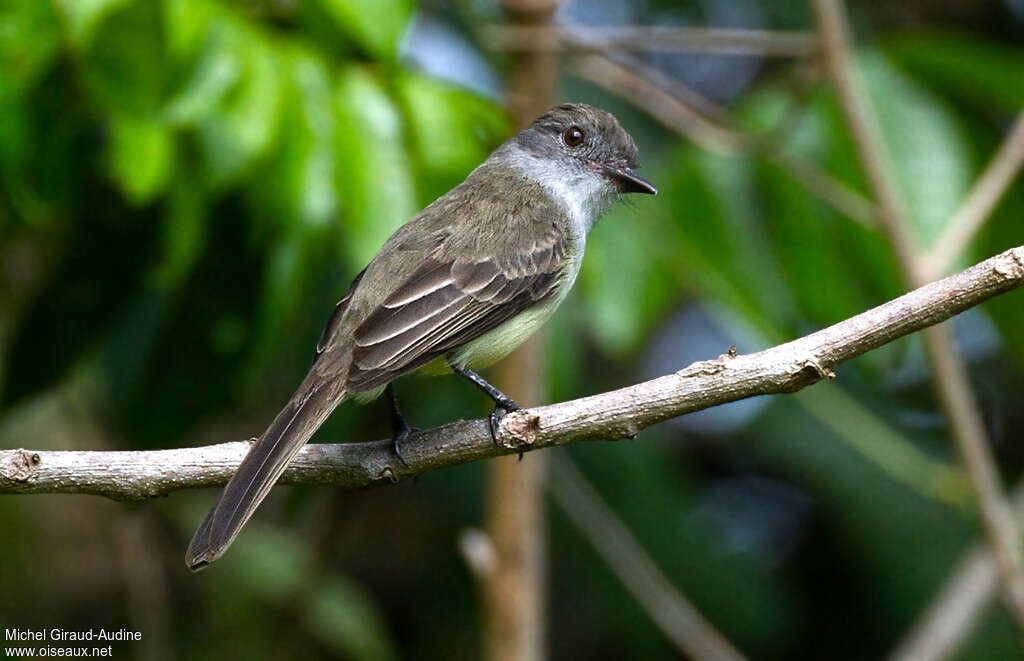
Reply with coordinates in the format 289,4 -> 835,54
893,482 -> 1024,661
481,25 -> 818,57
923,112 -> 1024,277
547,454 -> 748,661
812,0 -> 1024,630
481,1 -> 558,659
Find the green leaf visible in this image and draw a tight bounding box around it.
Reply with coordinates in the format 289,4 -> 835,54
162,0 -> 215,59
859,51 -> 973,249
54,0 -> 135,49
152,167 -> 205,289
251,225 -> 318,367
884,31 -> 1024,112
0,0 -> 63,94
221,526 -> 316,603
166,17 -> 283,186
756,162 -> 878,324
247,47 -> 337,232
577,203 -> 676,355
106,114 -> 175,203
796,387 -> 968,508
311,0 -> 412,61
305,578 -> 399,661
333,66 -> 417,264
80,0 -> 167,115
163,28 -> 241,125
656,150 -> 796,341
395,72 -> 510,203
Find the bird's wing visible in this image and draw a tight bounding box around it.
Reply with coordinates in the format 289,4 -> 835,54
314,266 -> 366,358
345,228 -> 568,392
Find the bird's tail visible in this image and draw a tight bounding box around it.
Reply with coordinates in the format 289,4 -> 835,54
186,373 -> 344,571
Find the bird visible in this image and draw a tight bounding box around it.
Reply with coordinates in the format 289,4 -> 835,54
186,103 -> 657,570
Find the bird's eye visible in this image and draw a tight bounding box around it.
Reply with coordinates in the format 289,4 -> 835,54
563,126 -> 585,147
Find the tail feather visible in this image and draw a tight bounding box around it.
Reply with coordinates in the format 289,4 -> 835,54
186,376 -> 344,570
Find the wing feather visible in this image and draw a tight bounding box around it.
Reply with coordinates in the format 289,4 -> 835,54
346,230 -> 568,392
315,267 -> 366,356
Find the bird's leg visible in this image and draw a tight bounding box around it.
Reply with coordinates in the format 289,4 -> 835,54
385,384 -> 415,467
448,363 -> 521,446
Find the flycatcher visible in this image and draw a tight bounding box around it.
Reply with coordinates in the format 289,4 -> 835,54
186,103 -> 657,570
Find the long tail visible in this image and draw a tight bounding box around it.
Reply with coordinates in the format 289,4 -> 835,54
186,373 -> 345,571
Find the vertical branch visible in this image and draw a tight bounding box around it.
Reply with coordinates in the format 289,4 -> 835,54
892,485 -> 1024,661
548,455 -> 748,661
483,2 -> 560,660
812,0 -> 1024,630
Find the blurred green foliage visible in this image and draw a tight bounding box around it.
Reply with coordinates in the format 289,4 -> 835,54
1,0 -> 1023,659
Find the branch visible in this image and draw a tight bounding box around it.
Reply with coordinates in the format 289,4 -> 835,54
547,455 -> 748,661
569,54 -> 745,155
1,246 -> 1021,500
484,1 -> 558,658
923,111 -> 1024,277
891,484 -> 1024,661
481,25 -> 818,58
568,54 -> 881,226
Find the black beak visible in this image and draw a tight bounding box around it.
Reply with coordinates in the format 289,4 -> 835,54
600,165 -> 658,195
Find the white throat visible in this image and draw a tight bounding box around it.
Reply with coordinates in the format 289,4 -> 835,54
502,144 -> 615,239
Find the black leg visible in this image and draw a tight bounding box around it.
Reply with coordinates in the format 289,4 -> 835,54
386,384 -> 414,467
448,363 -> 521,445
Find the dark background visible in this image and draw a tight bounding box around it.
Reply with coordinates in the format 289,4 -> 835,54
2,0 -> 1024,658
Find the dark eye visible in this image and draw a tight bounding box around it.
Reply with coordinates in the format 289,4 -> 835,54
563,126 -> 584,147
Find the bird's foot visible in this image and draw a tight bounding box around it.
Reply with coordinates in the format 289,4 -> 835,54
386,384 -> 417,468
488,397 -> 521,449
391,423 -> 419,468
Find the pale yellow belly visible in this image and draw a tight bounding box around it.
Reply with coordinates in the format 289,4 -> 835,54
354,296 -> 567,402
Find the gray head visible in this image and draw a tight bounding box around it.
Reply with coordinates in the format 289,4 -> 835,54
512,103 -> 657,198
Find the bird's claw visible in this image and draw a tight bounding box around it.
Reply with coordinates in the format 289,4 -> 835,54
391,425 -> 419,468
488,399 -> 521,449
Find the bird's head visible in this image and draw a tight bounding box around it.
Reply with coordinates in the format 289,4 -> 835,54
514,103 -> 658,198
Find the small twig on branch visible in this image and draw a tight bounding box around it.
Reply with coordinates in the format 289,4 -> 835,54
548,454 -> 748,661
812,0 -> 1024,631
481,25 -> 818,58
1,246 -> 1021,500
923,111 -> 1024,277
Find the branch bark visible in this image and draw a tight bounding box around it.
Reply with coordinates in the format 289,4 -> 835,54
2,246 -> 1022,500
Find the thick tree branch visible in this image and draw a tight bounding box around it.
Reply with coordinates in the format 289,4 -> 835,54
1,246 -> 1021,500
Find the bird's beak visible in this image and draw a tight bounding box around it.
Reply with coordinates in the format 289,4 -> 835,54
599,165 -> 658,195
